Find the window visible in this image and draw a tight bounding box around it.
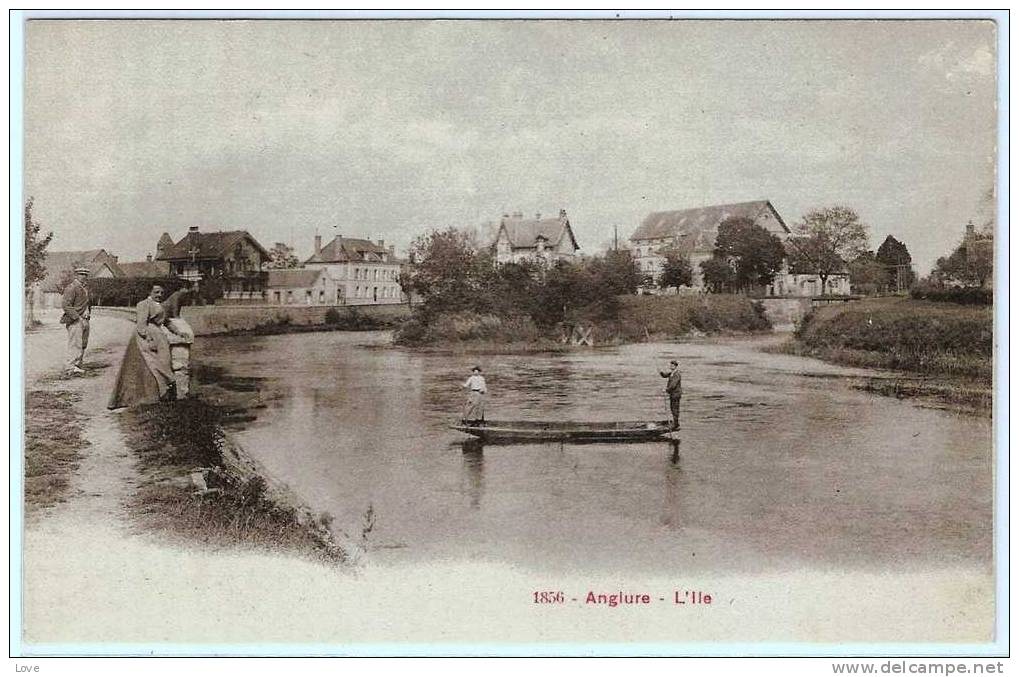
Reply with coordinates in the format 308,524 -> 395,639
319,290 -> 325,303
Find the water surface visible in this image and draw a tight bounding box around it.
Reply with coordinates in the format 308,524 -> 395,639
195,331 -> 992,575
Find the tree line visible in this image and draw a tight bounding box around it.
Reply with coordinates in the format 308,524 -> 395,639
397,228 -> 641,330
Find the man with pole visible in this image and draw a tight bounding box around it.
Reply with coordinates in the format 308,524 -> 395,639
659,359 -> 683,430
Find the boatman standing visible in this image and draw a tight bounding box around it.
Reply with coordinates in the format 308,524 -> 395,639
60,265 -> 92,376
659,359 -> 682,430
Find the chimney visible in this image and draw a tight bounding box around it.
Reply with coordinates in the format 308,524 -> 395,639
559,209 -> 567,218
189,225 -> 199,233
377,239 -> 385,247
146,253 -> 152,262
389,244 -> 395,258
966,220 -> 975,236
314,234 -> 322,255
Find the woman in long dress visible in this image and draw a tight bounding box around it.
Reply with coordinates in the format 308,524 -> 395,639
461,366 -> 487,424
108,285 -> 178,409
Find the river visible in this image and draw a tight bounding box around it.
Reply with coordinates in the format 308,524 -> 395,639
194,331 -> 992,577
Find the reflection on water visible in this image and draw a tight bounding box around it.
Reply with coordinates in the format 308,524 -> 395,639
193,331 -> 993,575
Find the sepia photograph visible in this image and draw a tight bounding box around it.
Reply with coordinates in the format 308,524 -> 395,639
13,12 -> 1005,657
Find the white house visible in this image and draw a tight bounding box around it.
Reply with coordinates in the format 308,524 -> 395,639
492,210 -> 581,266
304,235 -> 404,305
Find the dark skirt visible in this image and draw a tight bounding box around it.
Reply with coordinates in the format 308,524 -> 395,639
108,334 -> 161,409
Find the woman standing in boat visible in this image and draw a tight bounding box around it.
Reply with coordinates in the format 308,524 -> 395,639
461,366 -> 487,425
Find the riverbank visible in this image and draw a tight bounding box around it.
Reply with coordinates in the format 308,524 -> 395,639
117,396 -> 345,562
22,313 -> 345,563
780,297 -> 993,414
394,294 -> 773,349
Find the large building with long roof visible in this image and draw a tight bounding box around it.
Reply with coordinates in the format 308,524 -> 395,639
630,200 -> 790,287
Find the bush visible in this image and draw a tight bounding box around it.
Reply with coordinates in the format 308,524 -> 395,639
324,307 -> 341,324
794,299 -> 991,378
910,284 -> 992,305
616,294 -> 772,340
394,311 -> 540,345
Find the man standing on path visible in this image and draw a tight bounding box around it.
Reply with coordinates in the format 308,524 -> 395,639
659,359 -> 683,430
60,266 -> 91,375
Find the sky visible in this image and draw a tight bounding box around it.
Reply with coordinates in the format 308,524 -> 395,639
23,19 -> 998,274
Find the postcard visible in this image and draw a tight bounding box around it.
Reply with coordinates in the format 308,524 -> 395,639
14,14 -> 1004,657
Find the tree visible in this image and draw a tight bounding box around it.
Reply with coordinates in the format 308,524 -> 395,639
658,252 -> 693,288
587,249 -> 642,296
699,255 -> 737,293
710,217 -> 786,292
400,228 -> 492,317
875,235 -> 915,291
789,206 -> 870,295
24,197 -> 53,323
267,242 -> 300,269
847,250 -> 889,295
933,232 -> 993,288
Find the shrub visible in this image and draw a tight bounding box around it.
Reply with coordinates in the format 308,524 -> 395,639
616,294 -> 772,340
794,299 -> 991,378
909,284 -> 992,306
394,311 -> 540,345
324,307 -> 341,324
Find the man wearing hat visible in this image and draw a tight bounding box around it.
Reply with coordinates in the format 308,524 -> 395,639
659,359 -> 683,430
60,265 -> 92,375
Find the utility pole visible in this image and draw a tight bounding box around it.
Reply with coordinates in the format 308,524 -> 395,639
614,225 -> 618,252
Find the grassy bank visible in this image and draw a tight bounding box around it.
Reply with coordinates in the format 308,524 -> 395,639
24,389 -> 89,514
615,294 -> 771,340
786,297 -> 992,412
117,396 -> 345,562
213,314 -> 398,337
395,294 -> 771,348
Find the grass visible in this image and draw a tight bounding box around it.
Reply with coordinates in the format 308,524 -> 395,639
616,294 -> 772,340
794,297 -> 991,379
24,389 -> 89,513
117,397 -> 346,562
785,297 -> 992,414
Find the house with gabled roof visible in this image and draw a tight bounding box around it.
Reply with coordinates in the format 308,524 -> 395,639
266,267 -> 340,306
304,234 -> 404,305
630,200 -> 790,288
117,253 -> 171,278
492,209 -> 580,266
34,248 -> 122,308
156,226 -> 270,300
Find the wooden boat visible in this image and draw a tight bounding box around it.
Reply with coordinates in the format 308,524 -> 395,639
451,419 -> 675,443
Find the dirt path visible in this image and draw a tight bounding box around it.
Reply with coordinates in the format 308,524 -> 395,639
25,312 -> 137,530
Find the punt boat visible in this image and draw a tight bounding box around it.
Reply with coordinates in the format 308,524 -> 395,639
451,420 -> 675,443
